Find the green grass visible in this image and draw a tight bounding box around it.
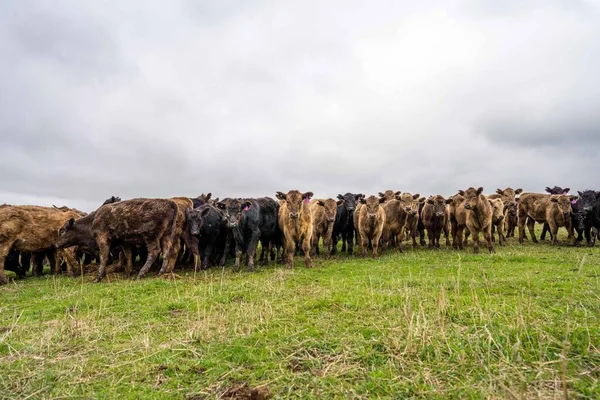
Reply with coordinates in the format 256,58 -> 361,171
1,231 -> 600,399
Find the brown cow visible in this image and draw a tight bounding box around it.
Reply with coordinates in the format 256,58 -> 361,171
488,198 -> 506,245
462,187 -> 494,254
399,193 -> 425,248
357,195 -> 386,258
518,193 -> 576,245
380,198 -> 410,252
378,190 -> 401,201
166,197 -> 196,273
310,198 -> 338,257
0,205 -> 83,284
90,198 -> 179,282
421,195 -> 451,249
488,187 -> 523,208
449,194 -> 468,250
275,190 -> 313,269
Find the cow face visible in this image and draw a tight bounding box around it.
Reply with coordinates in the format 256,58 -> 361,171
277,190 -> 313,219
217,199 -> 251,228
550,195 -> 574,218
56,218 -> 84,248
317,199 -> 338,222
336,193 -> 362,213
427,195 -> 447,217
488,198 -> 505,222
397,193 -> 421,215
508,200 -> 518,218
495,187 -> 522,208
185,207 -> 211,236
577,190 -> 599,214
463,187 -> 484,210
545,186 -> 570,195
378,190 -> 401,201
360,195 -> 385,219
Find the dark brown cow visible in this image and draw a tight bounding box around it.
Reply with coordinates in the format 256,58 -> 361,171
421,195 -> 451,249
462,187 -> 494,254
357,195 -> 386,258
276,190 -> 313,269
399,193 -> 424,248
380,198 -> 410,252
378,190 -> 401,201
488,198 -> 506,245
90,198 -> 179,282
449,194 -> 467,250
518,193 -> 576,245
0,205 -> 83,284
505,200 -> 519,238
310,198 -> 338,257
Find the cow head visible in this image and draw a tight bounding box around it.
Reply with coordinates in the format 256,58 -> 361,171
427,195 -> 447,217
56,218 -> 84,249
488,198 -> 505,222
495,187 -> 522,208
276,190 -> 313,219
185,207 -> 211,236
397,193 -> 423,216
577,190 -> 599,214
550,194 -> 575,218
102,196 -> 121,206
317,199 -> 338,222
463,187 -> 484,210
378,190 -> 401,201
336,193 -> 363,213
216,198 -> 251,228
545,186 -> 570,195
360,195 -> 385,219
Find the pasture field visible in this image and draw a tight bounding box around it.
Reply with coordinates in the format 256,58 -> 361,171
1,232 -> 600,399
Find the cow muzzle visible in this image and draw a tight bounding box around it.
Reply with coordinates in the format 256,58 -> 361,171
465,204 -> 472,210
368,213 -> 376,219
435,212 -> 444,217
289,213 -> 298,219
347,207 -> 355,212
228,222 -> 238,228
327,217 -> 335,222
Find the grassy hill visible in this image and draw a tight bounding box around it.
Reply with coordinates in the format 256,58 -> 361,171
1,233 -> 599,399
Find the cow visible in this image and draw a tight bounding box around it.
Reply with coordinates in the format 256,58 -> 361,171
356,195 -> 386,258
449,194 -> 468,250
185,204 -> 227,270
90,198 -> 179,282
310,198 -> 338,257
0,205 -> 83,284
275,190 -> 313,269
378,190 -> 401,201
163,197 -> 195,274
421,195 -> 451,249
518,193 -> 576,245
574,190 -> 600,247
461,187 -> 494,254
399,193 -> 425,248
488,198 -> 506,245
332,193 -> 363,255
255,197 -> 282,266
505,200 -> 519,238
488,187 -> 523,208
380,197 -> 410,252
540,187 -> 571,240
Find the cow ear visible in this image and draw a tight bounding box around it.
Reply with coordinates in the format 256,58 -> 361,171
201,207 -> 210,217
355,194 -> 364,200
275,191 -> 286,201
427,198 -> 434,204
563,188 -> 570,194
337,194 -> 344,200
458,190 -> 465,196
412,193 -> 420,200
477,187 -> 484,195
545,187 -> 552,193
360,198 -> 366,204
445,198 -> 453,204
213,197 -> 219,203
379,197 -> 387,204
303,192 -> 313,200
515,188 -> 523,194
578,191 -> 583,197
378,192 -> 385,197
68,218 -> 75,228
336,199 -> 344,205
205,193 -> 212,201
496,189 -> 504,195
241,201 -> 252,210
418,197 -> 426,203
216,202 -> 226,210
317,200 -> 325,207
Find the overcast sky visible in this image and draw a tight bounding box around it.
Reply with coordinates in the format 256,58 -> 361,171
1,0 -> 599,211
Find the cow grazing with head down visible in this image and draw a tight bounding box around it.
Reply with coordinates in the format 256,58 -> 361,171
574,190 -> 600,247
310,198 -> 338,257
461,187 -> 494,254
357,195 -> 386,258
90,198 -> 179,282
332,193 -> 363,255
421,195 -> 451,249
518,193 -> 576,245
276,190 -> 313,269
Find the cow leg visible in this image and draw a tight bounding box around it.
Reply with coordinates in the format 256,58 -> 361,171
219,234 -> 231,267
435,227 -> 441,249
518,211 -> 528,244
427,228 -> 434,249
331,234 -> 339,255
137,240 -> 161,279
94,238 -> 112,283
0,242 -> 14,285
484,226 -> 494,254
372,237 -> 380,258
340,231 -> 347,252
490,224 -> 496,243
497,222 -> 505,246
347,229 -> 354,255
419,224 -> 426,246
301,234 -> 312,268
323,234 -> 332,259
526,218 -> 537,243
284,237 -> 295,269
540,222 -> 549,241
158,228 -> 177,275
471,229 -> 480,254
360,235 -> 369,258
312,232 -> 320,257
246,229 -> 260,272
548,220 -> 559,245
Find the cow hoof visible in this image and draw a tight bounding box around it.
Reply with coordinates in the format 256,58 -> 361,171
0,276 -> 8,285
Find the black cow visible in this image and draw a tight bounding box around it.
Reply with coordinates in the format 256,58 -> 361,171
255,197 -> 282,265
185,204 -> 227,270
331,193 -> 363,255
574,190 -> 600,247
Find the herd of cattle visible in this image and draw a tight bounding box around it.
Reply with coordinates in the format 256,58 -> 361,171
1,186 -> 599,285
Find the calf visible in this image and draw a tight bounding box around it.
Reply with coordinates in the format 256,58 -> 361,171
449,194 -> 468,250
540,186 -> 571,240
217,198 -> 261,271
255,197 -> 282,266
276,190 -> 313,269
310,198 -> 338,257
518,193 -> 575,245
332,193 -> 363,255
378,190 -> 401,201
380,198 -> 410,252
488,198 -> 506,245
186,204 -> 227,270
574,190 -> 600,247
488,187 -> 523,208
505,200 -> 519,238
0,205 -> 83,284
399,193 -> 425,248
421,195 -> 451,249
191,193 -> 213,208
462,187 -> 494,254
357,195 -> 386,258
90,198 -> 179,282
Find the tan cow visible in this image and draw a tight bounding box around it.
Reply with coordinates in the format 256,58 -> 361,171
488,198 -> 506,245
357,195 -> 386,258
310,198 -> 338,257
275,190 -> 313,269
399,193 -> 425,248
462,187 -> 494,254
518,193 -> 575,245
